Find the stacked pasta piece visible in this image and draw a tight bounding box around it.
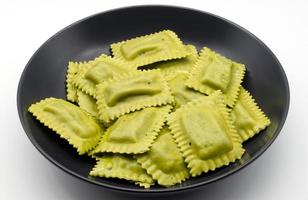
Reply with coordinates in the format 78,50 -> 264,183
28,30 -> 270,188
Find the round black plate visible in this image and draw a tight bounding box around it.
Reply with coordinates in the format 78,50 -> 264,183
17,5 -> 289,193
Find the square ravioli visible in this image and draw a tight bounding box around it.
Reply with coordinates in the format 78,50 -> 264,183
96,70 -> 174,123
111,30 -> 189,68
139,44 -> 198,74
90,154 -> 154,188
66,54 -> 106,102
66,61 -> 83,102
28,29 -> 274,188
231,87 -> 271,142
166,71 -> 205,108
186,47 -> 245,107
76,90 -> 99,118
93,106 -> 171,154
167,91 -> 244,176
136,126 -> 190,187
28,98 -> 103,155
73,55 -> 134,97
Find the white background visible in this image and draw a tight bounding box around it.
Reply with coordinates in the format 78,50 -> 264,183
0,0 -> 307,199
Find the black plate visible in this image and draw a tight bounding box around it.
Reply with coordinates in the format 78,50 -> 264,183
17,5 -> 290,193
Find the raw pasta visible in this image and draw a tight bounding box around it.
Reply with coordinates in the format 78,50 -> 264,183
136,126 -> 190,186
90,154 -> 154,188
28,98 -> 102,155
93,106 -> 171,154
66,61 -> 83,102
28,29 -> 271,189
76,90 -> 99,117
66,54 -> 107,101
166,71 -> 205,108
230,87 -> 271,142
111,30 -> 189,68
96,70 -> 174,123
167,91 -> 245,176
186,47 -> 245,107
73,55 -> 134,97
139,44 -> 198,74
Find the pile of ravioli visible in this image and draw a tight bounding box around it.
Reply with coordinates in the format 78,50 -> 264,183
29,30 -> 270,188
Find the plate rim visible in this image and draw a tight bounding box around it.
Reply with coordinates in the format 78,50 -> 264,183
16,4 -> 290,193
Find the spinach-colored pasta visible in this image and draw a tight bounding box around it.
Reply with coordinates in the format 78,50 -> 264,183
186,47 -> 246,107
73,55 -> 135,97
66,54 -> 107,101
167,91 -> 245,176
29,98 -> 103,155
111,30 -> 189,68
76,90 -> 99,118
90,154 -> 154,188
136,126 -> 190,186
231,87 -> 271,142
96,70 -> 174,123
66,61 -> 83,102
28,30 -> 270,188
139,44 -> 198,74
166,71 -> 205,108
93,106 -> 172,154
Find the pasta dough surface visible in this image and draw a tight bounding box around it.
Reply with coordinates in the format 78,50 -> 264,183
90,154 -> 154,188
29,29 -> 272,188
77,90 -> 99,117
96,70 -> 174,122
167,71 -> 205,108
168,91 -> 244,176
231,87 -> 271,142
73,55 -> 134,97
136,126 -> 189,186
111,30 -> 189,67
140,45 -> 198,74
186,47 -> 245,107
93,106 -> 171,154
66,62 -> 82,102
28,98 -> 102,154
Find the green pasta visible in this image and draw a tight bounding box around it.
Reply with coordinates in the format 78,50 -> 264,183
28,30 -> 270,188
